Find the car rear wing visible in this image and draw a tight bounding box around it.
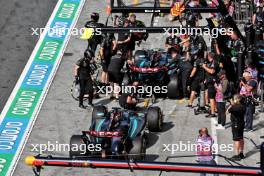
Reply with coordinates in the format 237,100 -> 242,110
82,131 -> 123,138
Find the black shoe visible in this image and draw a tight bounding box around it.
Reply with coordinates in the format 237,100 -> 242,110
186,104 -> 193,108
239,153 -> 245,159
211,114 -> 217,117
230,155 -> 241,161
88,103 -> 94,107
79,105 -> 86,109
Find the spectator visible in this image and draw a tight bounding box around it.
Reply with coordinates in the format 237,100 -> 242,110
196,127 -> 218,176
214,70 -> 229,129
227,94 -> 246,161
239,71 -> 258,132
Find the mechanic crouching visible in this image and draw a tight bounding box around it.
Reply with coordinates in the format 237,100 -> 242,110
74,50 -> 95,108
239,72 -> 258,132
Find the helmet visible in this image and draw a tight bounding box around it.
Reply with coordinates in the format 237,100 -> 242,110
84,49 -> 94,59
91,12 -> 99,22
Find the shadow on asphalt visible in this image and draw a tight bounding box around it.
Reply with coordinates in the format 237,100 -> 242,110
162,121 -> 174,132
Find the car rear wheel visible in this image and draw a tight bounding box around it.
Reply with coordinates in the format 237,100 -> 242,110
69,135 -> 89,158
128,135 -> 146,161
167,75 -> 180,99
147,107 -> 163,132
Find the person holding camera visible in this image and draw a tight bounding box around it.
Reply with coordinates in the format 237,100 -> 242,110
239,71 -> 258,132
74,50 -> 95,108
227,94 -> 246,161
214,70 -> 229,129
196,127 -> 218,176
203,52 -> 219,118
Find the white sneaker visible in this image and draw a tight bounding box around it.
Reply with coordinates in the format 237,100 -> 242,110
216,125 -> 225,130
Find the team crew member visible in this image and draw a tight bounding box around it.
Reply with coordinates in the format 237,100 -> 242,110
188,56 -> 204,107
99,33 -> 117,84
165,29 -> 181,53
85,12 -> 104,55
203,52 -> 219,118
117,19 -> 132,59
108,52 -> 126,100
227,95 -> 246,161
74,50 -> 94,108
119,82 -> 139,110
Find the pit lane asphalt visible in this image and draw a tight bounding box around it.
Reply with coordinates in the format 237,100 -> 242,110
14,0 -> 262,176
0,0 -> 57,112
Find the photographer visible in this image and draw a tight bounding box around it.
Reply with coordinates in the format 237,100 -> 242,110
227,94 -> 246,161
214,70 -> 229,129
239,72 -> 258,132
203,52 -> 219,118
74,50 -> 95,108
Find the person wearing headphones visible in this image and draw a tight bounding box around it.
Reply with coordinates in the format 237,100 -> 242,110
74,50 -> 95,108
85,12 -> 104,55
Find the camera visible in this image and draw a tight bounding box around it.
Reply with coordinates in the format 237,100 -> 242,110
239,77 -> 246,84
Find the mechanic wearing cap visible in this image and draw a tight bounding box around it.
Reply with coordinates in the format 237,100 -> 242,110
203,52 -> 219,118
165,29 -> 181,53
239,71 -> 258,132
85,12 -> 104,55
74,50 -> 95,108
99,33 -> 117,85
117,18 -> 132,59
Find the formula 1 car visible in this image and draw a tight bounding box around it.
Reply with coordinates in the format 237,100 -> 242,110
69,106 -> 163,160
123,48 -> 182,99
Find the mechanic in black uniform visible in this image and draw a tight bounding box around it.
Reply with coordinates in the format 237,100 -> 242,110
99,33 -> 117,84
117,18 -> 132,60
85,12 -> 104,55
187,35 -> 207,107
108,51 -> 126,100
203,52 -> 219,117
74,50 -> 94,108
165,29 -> 181,53
119,81 -> 139,110
127,14 -> 137,60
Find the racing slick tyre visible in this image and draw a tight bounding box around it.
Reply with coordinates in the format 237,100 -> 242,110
167,75 -> 180,99
128,135 -> 146,161
69,135 -> 89,158
147,107 -> 163,132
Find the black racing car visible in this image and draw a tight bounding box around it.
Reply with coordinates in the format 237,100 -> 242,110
123,48 -> 182,99
69,106 -> 163,160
